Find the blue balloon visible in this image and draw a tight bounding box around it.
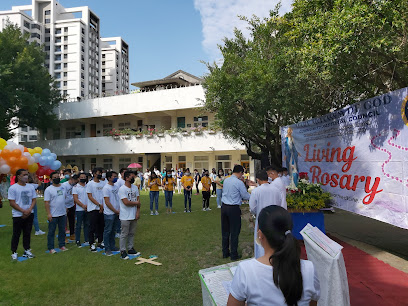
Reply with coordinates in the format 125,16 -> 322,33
33,153 -> 41,163
39,156 -> 47,166
42,148 -> 51,156
50,153 -> 57,160
46,156 -> 54,165
51,160 -> 61,170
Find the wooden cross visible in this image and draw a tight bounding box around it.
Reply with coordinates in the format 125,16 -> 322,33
135,256 -> 162,266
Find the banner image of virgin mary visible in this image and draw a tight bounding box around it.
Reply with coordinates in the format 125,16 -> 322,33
285,127 -> 299,186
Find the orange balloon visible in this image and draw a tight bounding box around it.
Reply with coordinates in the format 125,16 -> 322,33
10,166 -> 20,175
8,157 -> 18,167
18,156 -> 29,168
0,149 -> 11,160
24,147 -> 29,152
10,149 -> 22,158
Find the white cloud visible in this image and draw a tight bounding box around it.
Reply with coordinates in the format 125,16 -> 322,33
194,0 -> 293,61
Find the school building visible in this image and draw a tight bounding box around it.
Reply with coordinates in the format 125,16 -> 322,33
28,71 -> 254,176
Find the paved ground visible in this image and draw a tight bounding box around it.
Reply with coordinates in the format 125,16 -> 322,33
324,208 -> 408,269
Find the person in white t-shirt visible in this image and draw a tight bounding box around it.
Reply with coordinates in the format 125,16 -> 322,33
143,168 -> 151,191
281,167 -> 291,186
87,167 -> 105,252
44,171 -> 68,253
266,165 -> 287,209
114,168 -> 127,237
61,174 -> 79,241
249,170 -> 283,258
103,171 -> 121,256
118,171 -> 141,260
73,173 -> 89,246
8,169 -> 37,260
228,205 -> 320,306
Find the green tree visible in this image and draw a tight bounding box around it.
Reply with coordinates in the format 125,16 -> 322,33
203,0 -> 408,166
0,23 -> 61,140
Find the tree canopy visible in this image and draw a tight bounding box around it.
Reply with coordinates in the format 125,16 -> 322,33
0,23 -> 61,140
203,0 -> 408,166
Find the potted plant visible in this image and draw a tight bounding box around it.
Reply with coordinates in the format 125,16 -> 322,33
145,128 -> 155,138
135,131 -> 143,138
157,127 -> 166,137
109,128 -> 121,139
181,129 -> 191,136
193,125 -> 205,135
121,128 -> 133,139
286,173 -> 331,239
167,127 -> 179,137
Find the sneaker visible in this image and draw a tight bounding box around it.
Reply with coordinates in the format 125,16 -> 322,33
184,209 -> 187,213
217,206 -> 221,208
76,241 -> 81,247
101,242 -> 105,248
115,233 -> 120,238
155,211 -> 159,215
23,249 -> 35,258
207,208 -> 212,211
188,210 -> 192,213
202,208 -> 206,211
60,246 -> 68,252
69,234 -> 75,241
35,230 -> 46,236
49,249 -> 57,254
150,211 -> 154,216
90,244 -> 97,252
11,252 -> 18,261
120,251 -> 129,260
105,250 -> 113,256
128,248 -> 140,256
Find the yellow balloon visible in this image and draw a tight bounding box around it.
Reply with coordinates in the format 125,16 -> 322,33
28,163 -> 39,173
34,147 -> 42,154
28,148 -> 35,155
0,138 -> 7,150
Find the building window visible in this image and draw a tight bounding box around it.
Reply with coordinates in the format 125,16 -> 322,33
64,36 -> 68,42
118,122 -> 130,130
45,10 -> 51,15
55,63 -> 61,70
178,156 -> 186,162
63,81 -> 67,86
20,135 -> 28,142
65,127 -> 76,139
194,116 -> 209,127
29,127 -> 36,131
31,24 -> 41,30
103,123 -> 112,135
64,54 -> 68,59
103,158 -> 113,170
119,158 -> 131,169
30,33 -> 41,39
64,27 -> 68,33
55,46 -> 61,52
64,72 -> 68,77
54,72 -> 61,79
55,29 -> 62,36
23,20 -> 30,29
45,36 -> 50,42
64,45 -> 68,50
55,55 -> 61,61
21,126 -> 28,132
45,28 -> 50,34
55,37 -> 61,43
63,90 -> 68,96
64,63 -> 68,68
29,135 -> 37,141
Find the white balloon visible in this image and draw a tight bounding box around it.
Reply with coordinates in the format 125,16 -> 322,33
28,157 -> 35,165
23,152 -> 31,159
0,164 -> 10,174
0,158 -> 6,166
17,144 -> 24,153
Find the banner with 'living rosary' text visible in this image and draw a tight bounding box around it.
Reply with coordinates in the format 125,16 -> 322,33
281,87 -> 408,229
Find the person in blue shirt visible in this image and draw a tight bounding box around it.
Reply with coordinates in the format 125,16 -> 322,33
221,165 -> 250,260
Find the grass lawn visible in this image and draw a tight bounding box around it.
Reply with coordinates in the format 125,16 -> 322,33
0,191 -> 254,305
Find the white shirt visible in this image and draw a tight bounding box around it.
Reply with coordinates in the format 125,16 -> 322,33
115,178 -> 125,189
171,171 -> 177,180
44,185 -> 66,217
86,180 -> 104,212
8,183 -> 37,217
283,175 -> 291,186
61,181 -> 75,208
230,259 -> 320,306
103,183 -> 120,215
270,177 -> 287,209
143,172 -> 151,180
99,179 -> 107,187
249,183 -> 283,258
118,184 -> 139,221
72,183 -> 87,212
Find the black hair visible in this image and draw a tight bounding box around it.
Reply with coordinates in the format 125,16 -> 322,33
71,174 -> 79,180
106,171 -> 117,180
258,206 -> 302,305
64,169 -> 72,174
15,169 -> 27,183
265,165 -> 279,172
123,170 -> 133,180
151,172 -> 157,179
119,168 -> 127,175
92,167 -> 102,175
256,170 -> 268,181
218,169 -> 224,178
79,173 -> 87,178
232,164 -> 244,173
50,171 -> 59,179
282,167 -> 288,172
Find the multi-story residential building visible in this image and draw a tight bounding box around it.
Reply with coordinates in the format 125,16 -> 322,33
101,37 -> 129,96
28,71 -> 253,175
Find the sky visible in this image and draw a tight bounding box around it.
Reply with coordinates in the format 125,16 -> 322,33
0,0 -> 292,87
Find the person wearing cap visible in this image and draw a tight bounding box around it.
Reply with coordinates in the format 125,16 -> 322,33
221,165 -> 250,260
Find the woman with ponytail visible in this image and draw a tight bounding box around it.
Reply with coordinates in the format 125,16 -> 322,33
228,205 -> 320,306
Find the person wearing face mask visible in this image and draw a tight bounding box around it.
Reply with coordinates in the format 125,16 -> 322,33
99,170 -> 107,187
60,169 -> 72,183
227,206 -> 320,306
201,170 -> 212,211
133,171 -> 141,190
87,167 -> 105,252
249,170 -> 282,258
118,171 -> 141,260
225,169 -> 233,179
176,168 -> 183,194
102,171 -> 120,256
215,169 -> 224,208
181,169 -> 193,212
148,172 -> 161,216
8,169 -> 37,261
266,166 -> 287,209
61,174 -> 79,241
116,168 -> 127,189
193,169 -> 201,195
162,170 -> 175,214
44,171 -> 68,253
73,173 -> 89,247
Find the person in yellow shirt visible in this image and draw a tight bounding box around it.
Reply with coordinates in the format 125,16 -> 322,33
201,170 -> 212,211
162,170 -> 176,214
148,172 -> 161,215
180,169 -> 194,212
